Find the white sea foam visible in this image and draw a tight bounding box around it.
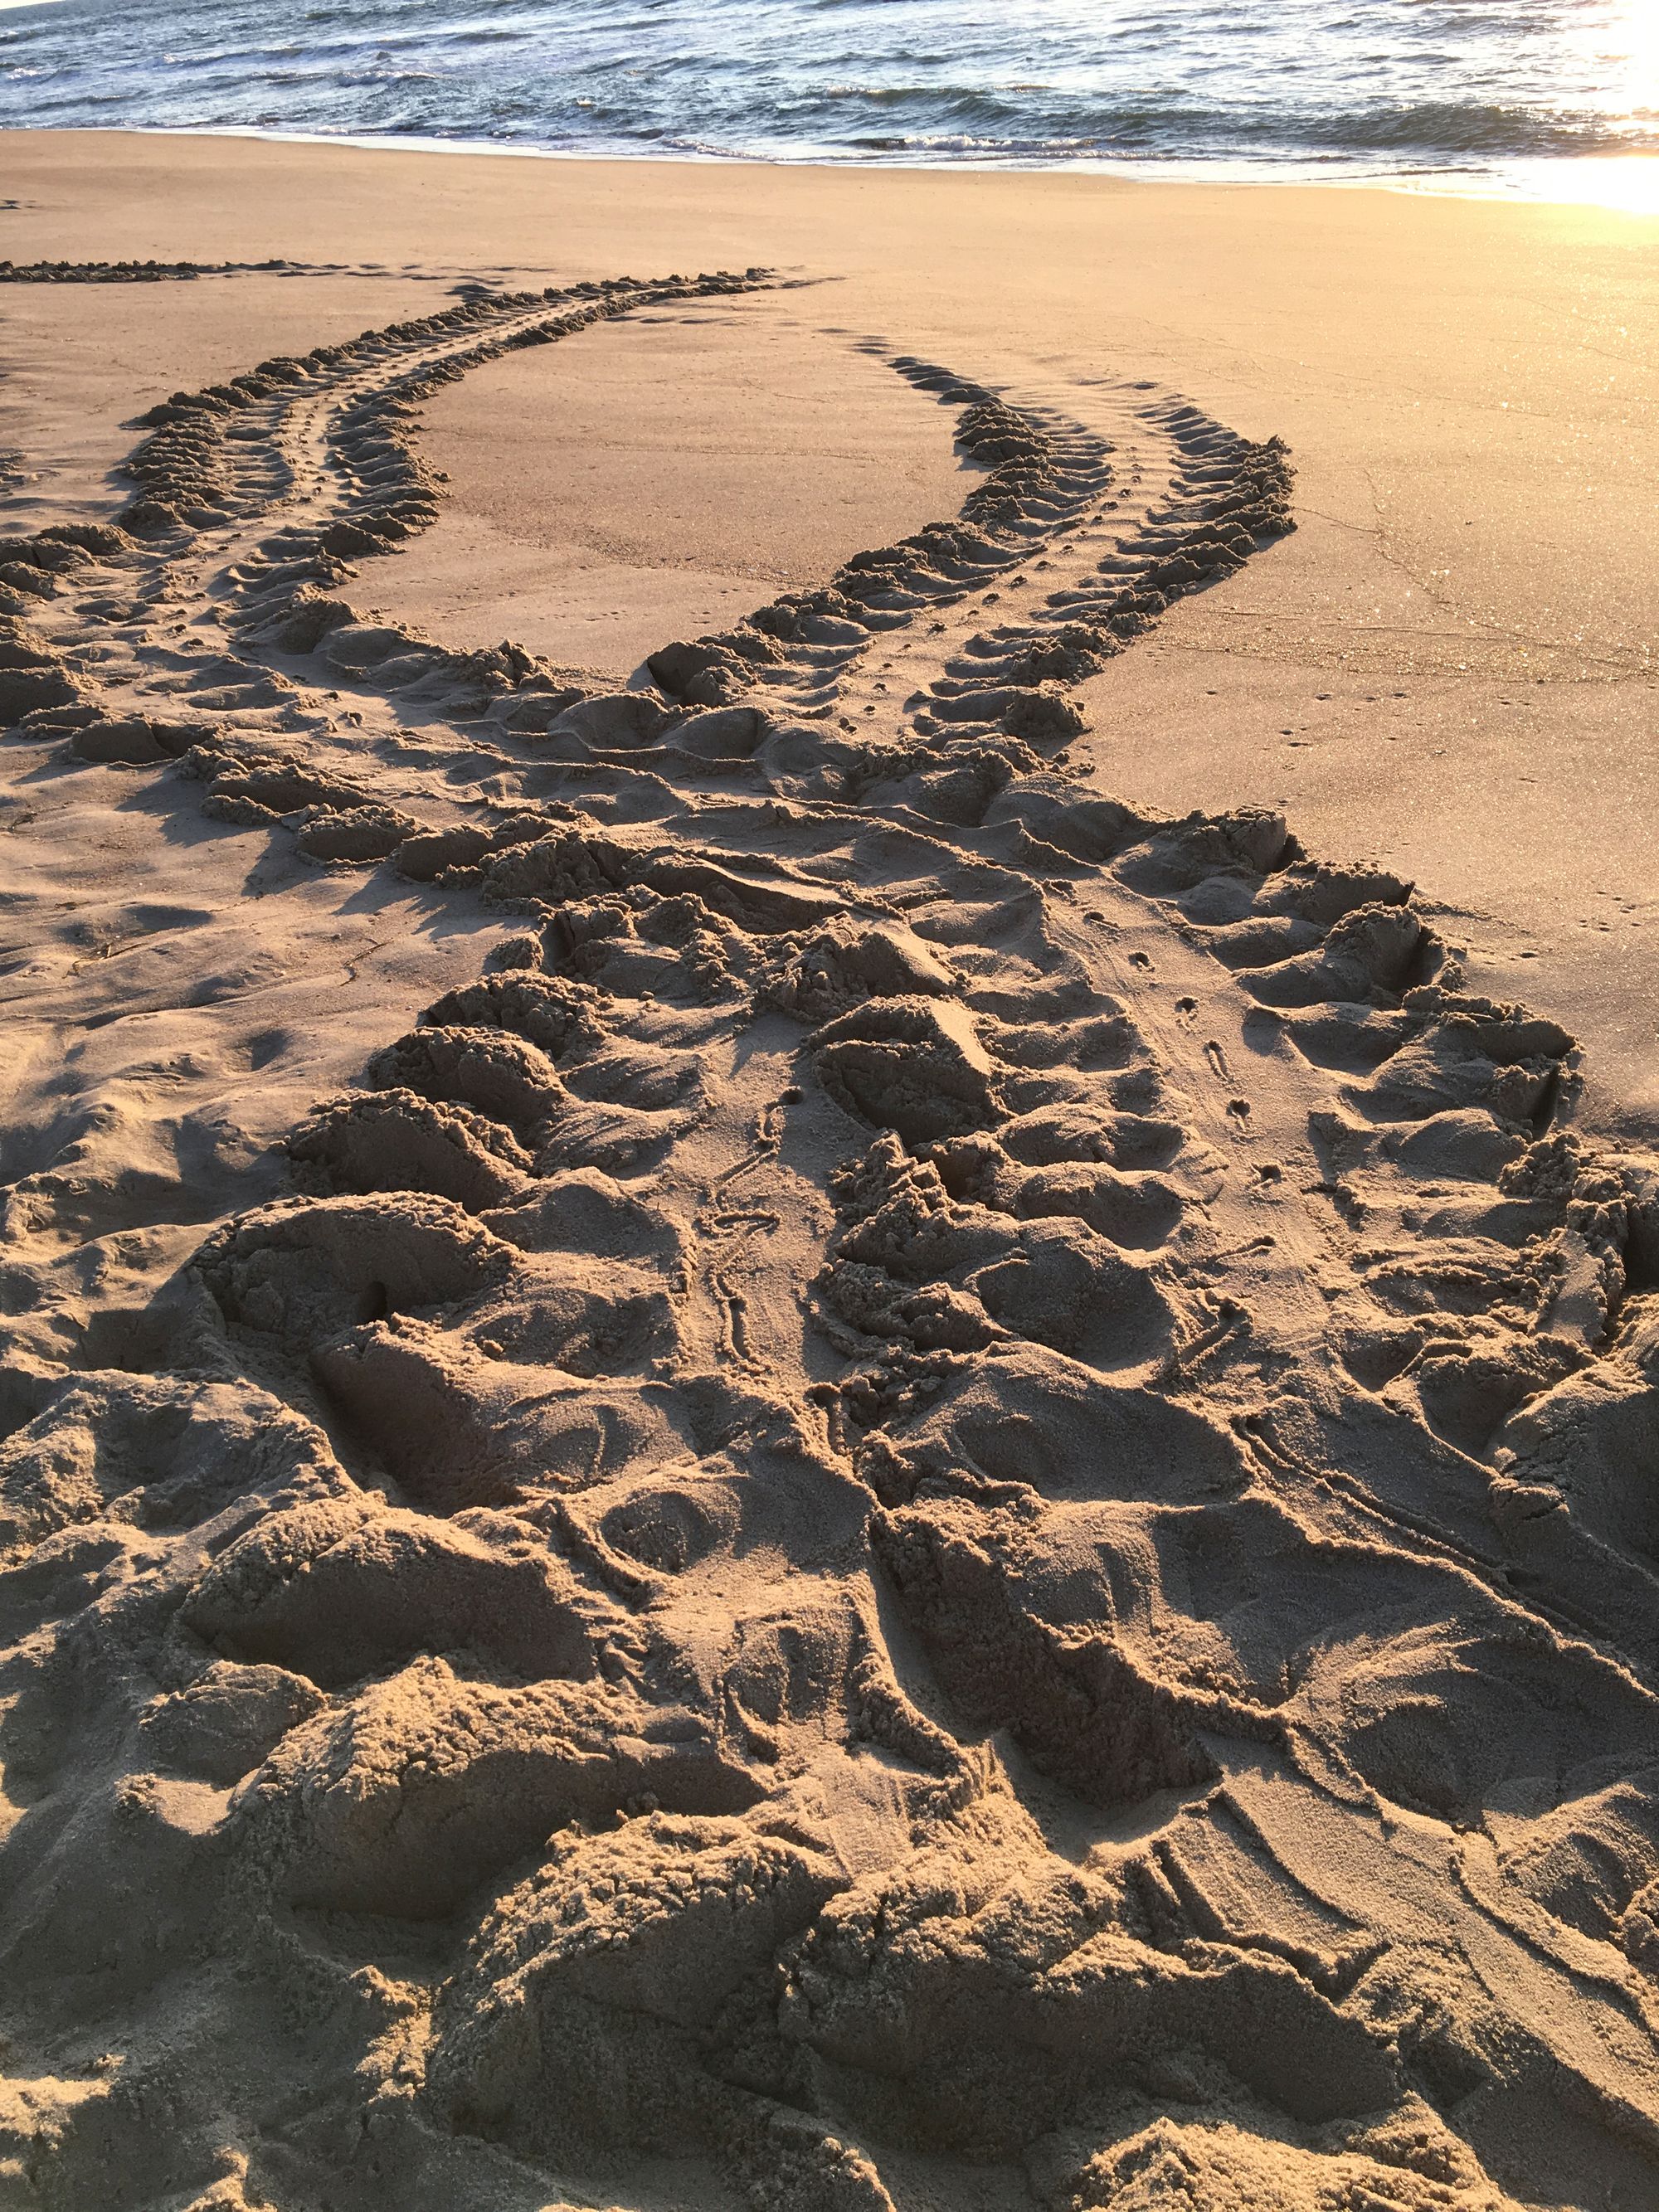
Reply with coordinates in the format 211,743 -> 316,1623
0,0 -> 1655,197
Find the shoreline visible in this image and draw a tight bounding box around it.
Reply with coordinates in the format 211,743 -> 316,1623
5,119 -> 1659,216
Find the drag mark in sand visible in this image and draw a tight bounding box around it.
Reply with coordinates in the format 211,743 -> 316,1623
0,255 -> 569,285
2,267 -> 1659,2211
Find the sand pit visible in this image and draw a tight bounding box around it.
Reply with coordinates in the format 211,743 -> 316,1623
1,140 -> 1658,2212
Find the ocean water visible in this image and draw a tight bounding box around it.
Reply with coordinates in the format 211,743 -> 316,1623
1,0 -> 1656,200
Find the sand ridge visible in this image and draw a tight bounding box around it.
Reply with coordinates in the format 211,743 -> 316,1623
2,256 -> 1659,2212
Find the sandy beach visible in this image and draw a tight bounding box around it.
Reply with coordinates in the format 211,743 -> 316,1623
2,129 -> 1658,2211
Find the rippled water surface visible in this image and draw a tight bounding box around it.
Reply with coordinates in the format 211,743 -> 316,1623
2,0 -> 1657,197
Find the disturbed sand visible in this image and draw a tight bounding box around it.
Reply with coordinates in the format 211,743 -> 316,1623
2,135 -> 1659,2212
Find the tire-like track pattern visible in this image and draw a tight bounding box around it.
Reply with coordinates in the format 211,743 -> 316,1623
2,272 -> 1657,2212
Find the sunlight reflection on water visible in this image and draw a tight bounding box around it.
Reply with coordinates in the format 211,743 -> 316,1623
0,0 -> 1656,210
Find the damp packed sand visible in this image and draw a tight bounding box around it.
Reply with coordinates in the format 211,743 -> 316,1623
1,131 -> 1658,2212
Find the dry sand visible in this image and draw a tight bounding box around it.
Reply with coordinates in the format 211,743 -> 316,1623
2,131 -> 1658,2212
367,305 -> 987,677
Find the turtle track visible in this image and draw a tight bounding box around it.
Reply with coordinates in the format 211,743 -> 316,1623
2,274 -> 1658,2212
